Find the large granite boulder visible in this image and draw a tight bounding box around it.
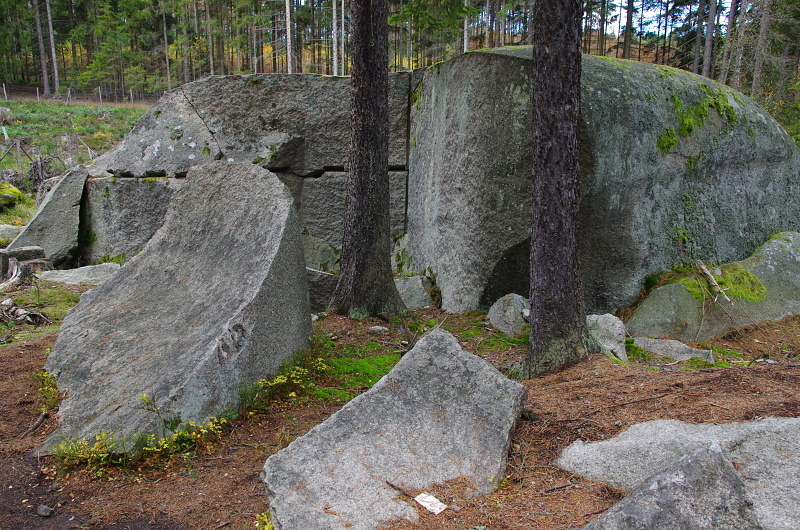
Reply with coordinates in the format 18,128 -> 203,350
8,166 -> 88,266
43,161 -> 310,449
627,232 -> 800,341
82,176 -> 183,264
262,329 -> 526,529
406,48 -> 800,313
91,73 -> 410,178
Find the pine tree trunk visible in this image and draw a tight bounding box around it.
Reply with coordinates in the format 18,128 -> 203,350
623,0 -> 634,59
44,0 -> 58,91
32,0 -> 51,96
520,0 -> 592,378
719,0 -> 739,84
701,0 -> 717,77
751,0 -> 772,96
730,0 -> 750,89
330,0 -> 406,319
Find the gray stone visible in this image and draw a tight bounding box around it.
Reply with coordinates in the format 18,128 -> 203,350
36,263 -> 120,286
586,314 -> 627,362
0,224 -> 21,239
43,161 -> 310,450
302,233 -> 340,272
8,166 -> 88,266
633,337 -> 714,363
583,444 -> 762,530
368,325 -> 389,334
558,417 -> 800,529
406,49 -> 800,313
299,171 -> 407,249
627,232 -> 800,341
262,329 -> 526,530
394,275 -> 432,308
0,246 -> 46,278
306,268 -> 338,312
487,294 -> 530,336
92,73 -> 409,178
36,504 -> 55,517
82,177 -> 183,265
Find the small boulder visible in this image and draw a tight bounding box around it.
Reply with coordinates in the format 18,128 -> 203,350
488,293 -> 530,336
633,337 -> 713,363
0,224 -> 21,239
0,182 -> 23,208
586,314 -> 627,362
262,329 -> 526,529
0,246 -> 46,277
394,275 -> 432,308
583,444 -> 762,530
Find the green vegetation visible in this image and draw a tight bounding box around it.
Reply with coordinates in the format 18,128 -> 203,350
657,127 -> 679,154
657,84 -> 738,155
33,370 -> 60,412
0,100 -> 145,174
676,263 -> 765,302
0,193 -> 36,226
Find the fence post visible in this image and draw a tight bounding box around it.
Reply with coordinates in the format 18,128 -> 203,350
130,88 -> 134,106
2,83 -> 7,100
98,86 -> 103,105
36,87 -> 40,102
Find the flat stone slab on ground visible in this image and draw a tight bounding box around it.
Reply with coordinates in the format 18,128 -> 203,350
43,161 -> 310,450
36,263 -> 121,286
262,329 -> 527,530
559,417 -> 800,529
633,337 -> 713,363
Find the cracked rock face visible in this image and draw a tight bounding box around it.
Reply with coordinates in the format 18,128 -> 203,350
43,162 -> 310,451
91,73 -> 410,179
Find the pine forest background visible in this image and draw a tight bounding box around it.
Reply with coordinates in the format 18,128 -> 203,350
2,0 -> 800,135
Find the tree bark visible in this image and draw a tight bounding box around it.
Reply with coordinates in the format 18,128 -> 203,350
31,0 -> 51,96
285,0 -> 295,73
520,0 -> 592,378
751,0 -> 772,96
730,0 -> 750,89
44,0 -> 58,91
623,0 -> 634,59
330,0 -> 406,319
719,0 -> 739,84
701,0 -> 717,78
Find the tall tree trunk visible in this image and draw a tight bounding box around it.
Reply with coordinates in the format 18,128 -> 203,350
333,0 -> 339,75
719,0 -> 739,83
521,0 -> 592,378
599,0 -> 607,55
751,0 -> 772,96
163,6 -> 172,89
623,0 -> 634,59
731,0 -> 750,88
463,0 -> 469,53
44,0 -> 59,91
701,0 -> 717,77
330,0 -> 406,318
31,0 -> 51,96
205,0 -> 215,74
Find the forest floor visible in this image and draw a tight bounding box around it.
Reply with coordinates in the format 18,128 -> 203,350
1,280 -> 800,529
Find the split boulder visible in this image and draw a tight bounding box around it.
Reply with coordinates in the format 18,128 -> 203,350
632,337 -> 713,363
8,166 -> 88,266
586,314 -> 627,362
487,293 -> 530,336
262,329 -> 526,529
43,161 -> 310,449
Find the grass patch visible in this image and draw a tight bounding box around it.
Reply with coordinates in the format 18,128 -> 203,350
13,282 -> 82,322
0,193 -> 36,226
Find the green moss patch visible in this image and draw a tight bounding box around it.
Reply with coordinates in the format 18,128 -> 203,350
657,83 -> 738,155
676,263 -> 765,302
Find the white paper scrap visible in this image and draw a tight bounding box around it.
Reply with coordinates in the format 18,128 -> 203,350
414,493 -> 448,514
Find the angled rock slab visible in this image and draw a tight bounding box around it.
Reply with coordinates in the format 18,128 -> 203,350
394,275 -> 433,308
262,329 -> 527,530
8,166 -> 88,266
558,417 -> 800,530
583,444 -> 762,530
633,337 -> 713,363
306,267 -> 338,312
43,161 -> 310,450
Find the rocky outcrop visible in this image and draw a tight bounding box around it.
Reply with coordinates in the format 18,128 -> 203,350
626,232 -> 800,341
43,162 -> 310,449
406,49 -> 800,312
262,329 -> 526,529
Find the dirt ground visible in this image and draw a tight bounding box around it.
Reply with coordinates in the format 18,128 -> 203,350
2,299 -> 799,529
